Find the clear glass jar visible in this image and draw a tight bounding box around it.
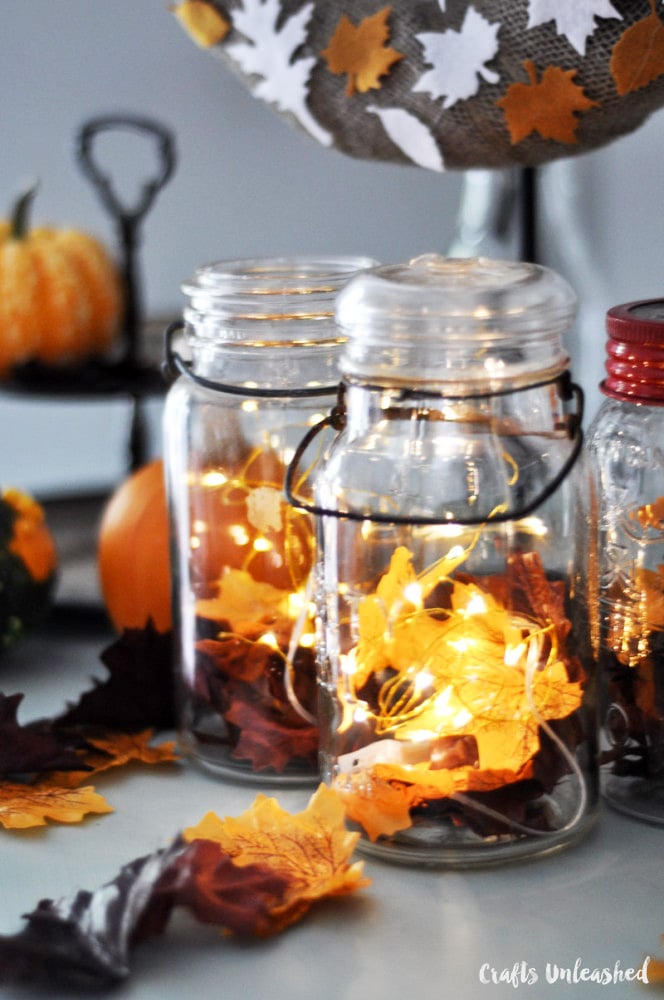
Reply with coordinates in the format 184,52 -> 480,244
163,255 -> 375,784
290,255 -> 599,866
587,299 -> 664,824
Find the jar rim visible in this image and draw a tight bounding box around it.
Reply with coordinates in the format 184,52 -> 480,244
183,255 -> 378,308
335,255 -> 577,385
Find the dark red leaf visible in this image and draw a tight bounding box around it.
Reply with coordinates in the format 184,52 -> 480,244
0,693 -> 87,776
56,622 -> 176,733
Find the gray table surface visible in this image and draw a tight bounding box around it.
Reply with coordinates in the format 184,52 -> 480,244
1,615 -> 662,1000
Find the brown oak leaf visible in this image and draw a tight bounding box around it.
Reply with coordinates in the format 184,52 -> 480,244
322,7 -> 404,96
0,781 -> 113,829
611,0 -> 664,95
497,60 -> 598,145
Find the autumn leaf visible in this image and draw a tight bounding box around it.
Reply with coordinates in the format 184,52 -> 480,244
0,791 -> 369,989
184,784 -> 370,930
0,781 -> 113,829
0,693 -> 86,777
171,0 -> 230,47
141,839 -> 292,939
56,623 -> 176,733
611,0 -> 664,95
322,7 -> 404,96
0,839 -> 188,987
334,772 -> 418,841
496,60 -> 598,145
224,689 -> 318,772
53,729 -> 178,783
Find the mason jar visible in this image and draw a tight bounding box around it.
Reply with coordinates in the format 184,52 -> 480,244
289,255 -> 599,865
163,255 -> 375,783
587,299 -> 664,823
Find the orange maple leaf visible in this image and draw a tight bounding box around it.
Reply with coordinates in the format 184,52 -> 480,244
46,728 -> 178,788
322,7 -> 404,96
170,0 -> 230,48
497,60 -> 598,145
611,0 -> 664,95
0,781 -> 113,829
184,784 -> 370,930
84,729 -> 178,774
333,772 -> 419,841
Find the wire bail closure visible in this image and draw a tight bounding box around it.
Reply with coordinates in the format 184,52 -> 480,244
285,372 -> 584,527
162,320 -> 342,399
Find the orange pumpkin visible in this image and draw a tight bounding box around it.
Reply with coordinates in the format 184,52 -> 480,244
98,459 -> 172,633
0,186 -> 122,376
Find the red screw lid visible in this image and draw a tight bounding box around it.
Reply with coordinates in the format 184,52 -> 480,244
602,299 -> 664,405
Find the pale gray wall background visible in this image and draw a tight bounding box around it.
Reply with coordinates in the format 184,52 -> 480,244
2,0 -> 663,495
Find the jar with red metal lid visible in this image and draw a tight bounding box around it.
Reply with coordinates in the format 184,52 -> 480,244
587,298 -> 664,823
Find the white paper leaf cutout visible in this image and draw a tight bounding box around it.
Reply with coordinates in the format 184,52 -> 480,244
413,6 -> 500,109
366,105 -> 445,172
226,0 -> 331,145
527,0 -> 622,56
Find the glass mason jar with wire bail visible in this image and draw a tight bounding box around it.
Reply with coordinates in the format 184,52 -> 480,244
287,255 -> 599,865
163,255 -> 376,784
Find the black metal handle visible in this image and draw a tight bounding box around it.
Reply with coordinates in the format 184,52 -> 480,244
285,375 -> 585,526
76,114 -> 176,366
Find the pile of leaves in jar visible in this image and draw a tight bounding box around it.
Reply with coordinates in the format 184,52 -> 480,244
331,543 -> 591,844
600,497 -> 664,781
187,447 -> 319,774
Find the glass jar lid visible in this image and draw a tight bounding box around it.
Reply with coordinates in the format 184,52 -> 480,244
335,255 -> 577,390
182,255 -> 377,345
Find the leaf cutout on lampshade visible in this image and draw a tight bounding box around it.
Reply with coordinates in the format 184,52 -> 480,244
610,0 -> 664,95
365,106 -> 445,172
322,7 -> 404,96
170,0 -> 230,47
413,5 -> 500,109
226,0 -> 332,146
526,0 -> 622,56
496,60 -> 598,144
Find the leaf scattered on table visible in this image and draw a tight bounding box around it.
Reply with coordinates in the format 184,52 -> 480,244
0,693 -> 86,776
0,787 -> 369,988
184,783 -> 370,930
322,7 -> 404,96
0,780 -> 112,829
0,839 -> 186,987
56,622 -> 176,733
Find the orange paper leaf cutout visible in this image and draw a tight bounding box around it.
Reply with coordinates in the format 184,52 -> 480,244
184,784 -> 369,929
171,0 -> 230,48
611,0 -> 664,96
497,60 -> 598,145
0,781 -> 113,829
322,7 -> 404,96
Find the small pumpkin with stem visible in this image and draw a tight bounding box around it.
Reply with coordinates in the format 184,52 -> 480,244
0,185 -> 122,377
